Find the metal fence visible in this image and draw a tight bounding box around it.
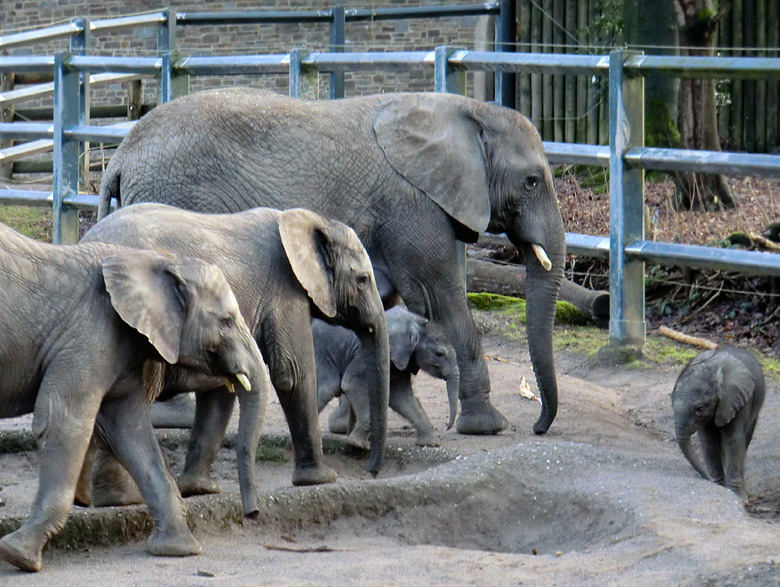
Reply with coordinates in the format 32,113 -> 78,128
1,10 -> 780,349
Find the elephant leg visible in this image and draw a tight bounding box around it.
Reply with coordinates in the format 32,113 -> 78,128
722,429 -> 748,500
90,445 -> 144,507
327,396 -> 351,435
95,387 -> 200,558
178,388 -> 235,497
699,425 -> 725,485
74,438 -> 96,507
378,219 -> 507,436
340,365 -> 376,450
0,371 -> 101,572
389,376 -> 439,447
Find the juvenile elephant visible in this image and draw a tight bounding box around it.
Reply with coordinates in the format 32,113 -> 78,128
0,221 -> 264,572
82,203 -> 389,493
98,88 -> 565,437
316,306 -> 459,447
672,347 -> 765,500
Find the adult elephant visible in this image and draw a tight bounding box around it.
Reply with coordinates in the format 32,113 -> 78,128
99,88 -> 565,435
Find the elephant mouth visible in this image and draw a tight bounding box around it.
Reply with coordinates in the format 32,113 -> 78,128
531,244 -> 552,271
223,373 -> 252,393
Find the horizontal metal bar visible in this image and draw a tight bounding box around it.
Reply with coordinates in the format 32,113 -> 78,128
625,240 -> 780,276
0,139 -> 53,163
0,122 -> 53,140
565,233 -> 610,258
68,55 -> 161,75
90,12 -> 167,33
0,23 -> 81,50
304,51 -> 433,72
544,142 -> 610,167
0,73 -> 144,107
0,56 -> 56,74
177,55 -> 290,75
0,189 -> 99,210
451,51 -> 609,75
65,122 -> 134,143
177,10 -> 332,25
346,3 -> 500,21
629,54 -> 780,80
625,147 -> 780,177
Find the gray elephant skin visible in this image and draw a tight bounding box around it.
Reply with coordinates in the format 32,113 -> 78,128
672,347 -> 765,500
316,306 -> 459,447
0,221 -> 264,572
98,88 -> 566,436
82,203 -> 390,489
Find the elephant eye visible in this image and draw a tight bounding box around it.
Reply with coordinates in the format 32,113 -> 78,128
525,175 -> 540,190
694,405 -> 705,414
356,273 -> 370,288
221,316 -> 234,329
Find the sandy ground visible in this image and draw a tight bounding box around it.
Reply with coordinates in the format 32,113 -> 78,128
2,311 -> 780,585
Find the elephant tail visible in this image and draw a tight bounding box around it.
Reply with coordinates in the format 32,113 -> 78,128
97,166 -> 120,220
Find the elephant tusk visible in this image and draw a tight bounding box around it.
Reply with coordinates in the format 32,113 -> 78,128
223,378 -> 236,393
236,373 -> 252,392
531,244 -> 552,271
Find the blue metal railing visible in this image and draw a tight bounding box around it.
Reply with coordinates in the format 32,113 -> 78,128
0,8 -> 779,348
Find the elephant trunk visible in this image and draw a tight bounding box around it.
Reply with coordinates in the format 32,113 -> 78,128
234,346 -> 271,517
675,425 -> 710,481
444,368 -> 460,430
357,315 -> 390,477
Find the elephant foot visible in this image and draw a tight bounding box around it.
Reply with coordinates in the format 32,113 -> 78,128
178,473 -> 221,497
345,428 -> 370,451
327,400 -> 350,435
0,533 -> 43,573
456,399 -> 508,435
291,463 -> 337,486
91,452 -> 144,507
146,526 -> 202,558
73,486 -> 92,508
414,431 -> 441,447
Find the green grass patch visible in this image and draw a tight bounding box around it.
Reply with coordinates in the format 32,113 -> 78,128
0,205 -> 52,242
467,292 -> 589,326
255,436 -> 288,463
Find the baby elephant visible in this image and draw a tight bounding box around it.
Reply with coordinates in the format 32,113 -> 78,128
672,347 -> 765,500
316,306 -> 459,447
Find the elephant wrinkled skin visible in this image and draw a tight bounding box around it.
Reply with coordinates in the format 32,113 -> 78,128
672,347 -> 766,500
98,88 -> 565,436
83,203 -> 390,489
0,221 -> 264,572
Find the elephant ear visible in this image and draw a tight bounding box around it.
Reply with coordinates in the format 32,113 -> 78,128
387,307 -> 421,371
373,94 -> 491,234
278,208 -> 337,319
714,355 -> 755,427
102,250 -> 187,364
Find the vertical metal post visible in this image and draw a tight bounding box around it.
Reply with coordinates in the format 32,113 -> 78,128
158,9 -> 188,104
434,46 -> 467,290
608,50 -> 645,348
495,0 -> 516,108
329,7 -> 345,99
52,52 -> 80,245
289,48 -> 318,99
69,17 -> 90,191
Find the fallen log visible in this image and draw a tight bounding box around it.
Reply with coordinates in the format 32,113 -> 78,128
657,325 -> 717,350
466,257 -> 610,328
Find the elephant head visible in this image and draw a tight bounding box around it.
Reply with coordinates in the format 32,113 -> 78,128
671,349 -> 757,481
387,306 -> 459,429
374,94 -> 564,434
103,250 -> 269,514
279,208 -> 390,475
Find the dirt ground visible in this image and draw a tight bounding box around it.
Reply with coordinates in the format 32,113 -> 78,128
1,311 -> 780,586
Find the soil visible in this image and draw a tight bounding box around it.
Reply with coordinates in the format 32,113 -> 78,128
2,310 -> 780,585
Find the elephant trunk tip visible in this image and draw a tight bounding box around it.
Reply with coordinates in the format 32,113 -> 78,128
532,404 -> 557,435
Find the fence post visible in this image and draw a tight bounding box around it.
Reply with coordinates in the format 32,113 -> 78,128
158,9 -> 188,104
52,52 -> 80,245
0,71 -> 14,180
329,7 -> 345,99
69,17 -> 90,191
608,50 -> 645,348
434,46 -> 467,289
495,0 -> 517,108
289,48 -> 318,99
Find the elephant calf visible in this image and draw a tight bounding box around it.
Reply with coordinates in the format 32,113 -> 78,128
672,347 -> 765,500
0,221 -> 264,572
316,306 -> 459,447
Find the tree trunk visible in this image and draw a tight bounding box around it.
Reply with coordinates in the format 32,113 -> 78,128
674,0 -> 737,210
